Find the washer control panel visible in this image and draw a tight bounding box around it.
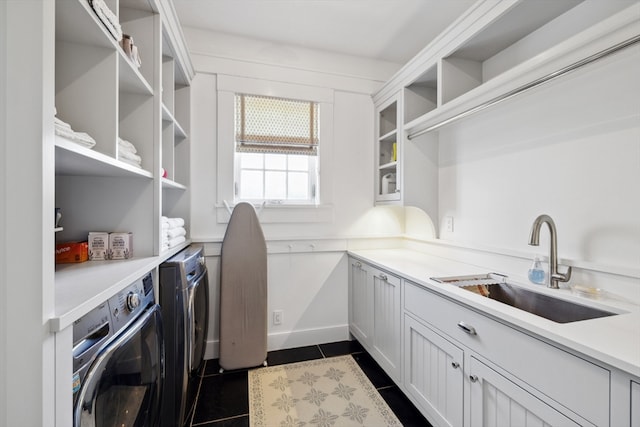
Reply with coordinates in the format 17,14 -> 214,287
108,272 -> 155,334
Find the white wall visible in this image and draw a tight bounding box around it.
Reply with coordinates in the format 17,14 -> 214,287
187,27 -> 407,354
429,42 -> 640,291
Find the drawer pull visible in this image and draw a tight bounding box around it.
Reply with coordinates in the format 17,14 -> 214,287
457,321 -> 477,335
451,362 -> 460,369
355,262 -> 362,268
469,375 -> 479,383
379,274 -> 388,281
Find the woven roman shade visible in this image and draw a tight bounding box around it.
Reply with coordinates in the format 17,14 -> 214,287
235,94 -> 319,156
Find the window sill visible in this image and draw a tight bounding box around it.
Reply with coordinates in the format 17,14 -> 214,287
215,203 -> 334,224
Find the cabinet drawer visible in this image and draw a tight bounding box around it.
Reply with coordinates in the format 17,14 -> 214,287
405,280 -> 610,427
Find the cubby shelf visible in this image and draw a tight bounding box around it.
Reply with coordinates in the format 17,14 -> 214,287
52,0 -> 194,330
397,1 -> 639,139
55,137 -> 154,179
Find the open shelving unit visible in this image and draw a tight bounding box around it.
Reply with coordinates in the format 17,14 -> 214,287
52,0 -> 194,331
399,0 -> 639,139
371,0 -> 639,229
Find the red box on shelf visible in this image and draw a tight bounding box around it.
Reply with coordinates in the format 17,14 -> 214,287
55,241 -> 89,264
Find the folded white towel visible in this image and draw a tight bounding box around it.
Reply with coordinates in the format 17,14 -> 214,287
118,137 -> 137,154
89,0 -> 122,41
161,216 -> 185,228
168,218 -> 185,228
55,127 -> 97,149
54,117 -> 72,130
166,227 -> 186,239
168,235 -> 186,248
118,149 -> 142,164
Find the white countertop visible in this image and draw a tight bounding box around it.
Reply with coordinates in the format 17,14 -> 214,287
348,248 -> 640,378
51,240 -> 192,332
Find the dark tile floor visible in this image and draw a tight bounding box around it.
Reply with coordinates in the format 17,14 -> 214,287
188,340 -> 431,426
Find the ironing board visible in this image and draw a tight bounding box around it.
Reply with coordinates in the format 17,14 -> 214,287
219,202 -> 268,370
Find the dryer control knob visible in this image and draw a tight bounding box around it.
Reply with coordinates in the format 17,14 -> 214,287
198,256 -> 205,266
126,292 -> 140,311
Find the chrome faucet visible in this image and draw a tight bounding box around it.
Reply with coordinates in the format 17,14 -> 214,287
528,214 -> 572,289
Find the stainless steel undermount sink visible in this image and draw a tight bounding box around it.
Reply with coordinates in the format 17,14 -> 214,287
431,274 -> 617,323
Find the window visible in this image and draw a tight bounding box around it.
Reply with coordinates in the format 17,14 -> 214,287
234,94 -> 319,204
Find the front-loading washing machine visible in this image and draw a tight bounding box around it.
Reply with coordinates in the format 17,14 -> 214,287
72,272 -> 163,427
159,245 -> 209,427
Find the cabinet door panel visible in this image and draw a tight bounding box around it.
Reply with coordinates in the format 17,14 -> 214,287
404,315 -> 463,427
632,381 -> 640,427
348,258 -> 371,345
470,357 -> 584,427
372,267 -> 401,380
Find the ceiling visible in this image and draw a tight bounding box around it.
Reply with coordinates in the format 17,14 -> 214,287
172,0 -> 477,64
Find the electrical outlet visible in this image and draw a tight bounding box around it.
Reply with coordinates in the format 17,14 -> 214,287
444,216 -> 454,233
273,310 -> 283,325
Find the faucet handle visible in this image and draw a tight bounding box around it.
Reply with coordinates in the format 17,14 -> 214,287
552,265 -> 572,283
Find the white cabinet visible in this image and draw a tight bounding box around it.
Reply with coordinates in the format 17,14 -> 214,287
373,90 -> 439,225
375,95 -> 400,202
404,314 -> 463,427
348,258 -> 372,345
348,257 -> 402,382
632,381 -> 640,427
371,265 -> 401,381
403,280 -> 608,427
469,357 -> 582,427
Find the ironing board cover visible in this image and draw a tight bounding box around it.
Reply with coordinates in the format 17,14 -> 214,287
219,202 -> 267,370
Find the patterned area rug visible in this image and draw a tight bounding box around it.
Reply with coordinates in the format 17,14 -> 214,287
249,355 -> 401,426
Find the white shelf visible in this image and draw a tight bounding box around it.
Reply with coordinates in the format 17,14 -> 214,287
55,0 -> 118,49
403,2 -> 640,138
162,103 -> 188,139
162,178 -> 187,190
379,129 -> 397,142
118,49 -> 154,95
55,136 -> 153,178
379,161 -> 398,170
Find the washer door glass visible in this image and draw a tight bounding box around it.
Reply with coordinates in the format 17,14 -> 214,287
75,305 -> 163,427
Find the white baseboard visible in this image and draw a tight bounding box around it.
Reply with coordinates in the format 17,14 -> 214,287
204,324 -> 350,360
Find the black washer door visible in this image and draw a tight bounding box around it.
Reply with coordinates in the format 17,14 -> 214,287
75,305 -> 163,427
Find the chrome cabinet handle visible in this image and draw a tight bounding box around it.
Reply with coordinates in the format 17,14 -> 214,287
469,375 -> 479,383
379,274 -> 388,281
355,261 -> 362,268
451,362 -> 460,369
457,321 -> 477,335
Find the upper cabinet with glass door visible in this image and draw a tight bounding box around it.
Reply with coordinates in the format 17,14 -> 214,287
375,95 -> 400,203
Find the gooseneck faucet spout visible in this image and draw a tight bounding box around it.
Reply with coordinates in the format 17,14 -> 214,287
528,214 -> 572,289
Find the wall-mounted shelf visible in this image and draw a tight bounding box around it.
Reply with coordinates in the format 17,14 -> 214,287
162,178 -> 187,190
55,137 -> 153,178
400,1 -> 639,139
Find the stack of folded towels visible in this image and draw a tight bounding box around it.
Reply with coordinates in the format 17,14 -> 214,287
118,137 -> 142,168
162,216 -> 186,251
54,114 -> 96,149
88,0 -> 122,41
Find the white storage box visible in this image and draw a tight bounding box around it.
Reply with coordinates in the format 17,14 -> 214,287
109,232 -> 133,260
88,232 -> 109,260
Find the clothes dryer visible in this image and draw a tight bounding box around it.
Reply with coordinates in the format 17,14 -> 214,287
159,245 -> 209,427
